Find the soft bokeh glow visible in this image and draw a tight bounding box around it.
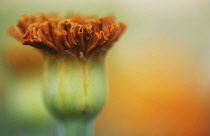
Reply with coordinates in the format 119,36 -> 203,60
1,0 -> 210,136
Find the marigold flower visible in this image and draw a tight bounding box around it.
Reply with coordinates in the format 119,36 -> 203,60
8,13 -> 126,136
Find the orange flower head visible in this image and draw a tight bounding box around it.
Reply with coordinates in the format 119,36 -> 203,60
8,13 -> 126,59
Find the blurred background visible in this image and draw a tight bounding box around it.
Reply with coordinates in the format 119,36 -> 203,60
0,0 -> 210,136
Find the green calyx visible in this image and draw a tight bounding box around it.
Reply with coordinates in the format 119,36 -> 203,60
43,52 -> 107,120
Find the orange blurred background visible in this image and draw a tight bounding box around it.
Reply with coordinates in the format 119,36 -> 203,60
0,0 -> 210,136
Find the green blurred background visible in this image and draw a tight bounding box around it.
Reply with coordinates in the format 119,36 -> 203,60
0,0 -> 210,136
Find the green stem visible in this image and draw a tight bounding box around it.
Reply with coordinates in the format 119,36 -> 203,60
56,119 -> 93,136
43,53 -> 106,136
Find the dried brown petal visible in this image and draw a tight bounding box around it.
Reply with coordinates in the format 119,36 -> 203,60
8,13 -> 127,59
